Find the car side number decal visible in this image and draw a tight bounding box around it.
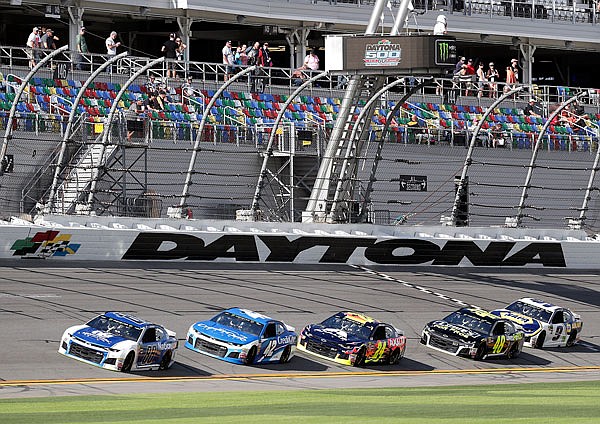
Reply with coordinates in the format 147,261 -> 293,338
371,341 -> 386,361
492,335 -> 506,354
140,345 -> 159,365
262,339 -> 277,357
552,325 -> 564,341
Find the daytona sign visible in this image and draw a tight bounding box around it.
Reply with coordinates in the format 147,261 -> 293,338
122,233 -> 567,267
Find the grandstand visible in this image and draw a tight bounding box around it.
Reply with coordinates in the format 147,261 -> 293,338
0,0 -> 600,233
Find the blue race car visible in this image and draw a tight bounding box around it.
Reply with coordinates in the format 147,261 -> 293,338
185,308 -> 297,365
58,312 -> 178,372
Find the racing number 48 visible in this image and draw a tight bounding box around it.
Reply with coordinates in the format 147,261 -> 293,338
492,335 -> 506,354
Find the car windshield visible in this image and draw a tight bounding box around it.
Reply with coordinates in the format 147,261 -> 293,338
444,311 -> 493,335
320,315 -> 373,340
87,315 -> 142,341
210,311 -> 264,337
506,301 -> 552,323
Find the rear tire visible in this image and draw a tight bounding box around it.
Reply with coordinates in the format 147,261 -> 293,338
121,352 -> 135,373
245,346 -> 257,365
535,331 -> 546,349
279,345 -> 291,364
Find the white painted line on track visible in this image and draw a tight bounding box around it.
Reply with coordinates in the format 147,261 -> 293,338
351,265 -> 481,309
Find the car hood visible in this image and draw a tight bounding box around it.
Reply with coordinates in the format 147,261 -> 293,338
304,324 -> 365,345
490,309 -> 542,336
193,320 -> 257,344
72,327 -> 130,348
426,320 -> 484,343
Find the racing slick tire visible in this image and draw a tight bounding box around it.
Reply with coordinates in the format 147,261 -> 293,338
245,346 -> 257,365
534,331 -> 546,349
474,342 -> 487,361
388,348 -> 401,365
121,352 -> 135,373
566,331 -> 577,347
279,345 -> 292,364
353,347 -> 366,367
160,351 -> 172,370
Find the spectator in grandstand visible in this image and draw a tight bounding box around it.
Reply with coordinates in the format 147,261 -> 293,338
145,75 -> 157,95
175,36 -> 187,63
406,115 -> 426,144
258,42 -> 273,67
304,48 -> 320,72
75,27 -> 89,71
465,58 -> 475,75
26,26 -> 40,69
155,90 -> 169,110
454,56 -> 465,75
41,28 -> 57,51
433,14 -> 447,35
476,62 -> 487,98
126,99 -> 145,141
236,44 -> 248,66
181,76 -> 195,104
510,58 -> 520,84
162,33 -> 179,79
490,122 -> 506,148
523,98 -> 541,117
144,92 -> 157,110
292,66 -> 307,86
246,41 -> 259,66
504,66 -> 516,92
485,62 -> 499,98
105,31 -> 121,73
222,40 -> 235,81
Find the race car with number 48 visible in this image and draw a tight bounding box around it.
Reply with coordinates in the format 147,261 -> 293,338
185,308 -> 297,365
421,307 -> 524,360
491,297 -> 583,348
58,312 -> 178,372
296,311 -> 407,367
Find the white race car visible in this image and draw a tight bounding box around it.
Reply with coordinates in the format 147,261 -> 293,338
59,312 -> 178,372
491,298 -> 583,348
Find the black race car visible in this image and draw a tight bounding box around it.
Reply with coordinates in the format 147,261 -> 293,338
421,307 -> 524,360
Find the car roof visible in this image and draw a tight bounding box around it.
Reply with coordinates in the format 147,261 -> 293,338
225,307 -> 274,325
339,311 -> 380,326
458,307 -> 503,324
514,298 -> 561,312
104,312 -> 153,329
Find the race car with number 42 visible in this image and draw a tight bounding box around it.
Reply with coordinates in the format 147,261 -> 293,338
296,311 -> 407,366
421,307 -> 524,360
58,312 -> 178,372
491,297 -> 583,348
185,308 -> 297,365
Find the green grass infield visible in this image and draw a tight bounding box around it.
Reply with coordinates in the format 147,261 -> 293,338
1,381 -> 600,423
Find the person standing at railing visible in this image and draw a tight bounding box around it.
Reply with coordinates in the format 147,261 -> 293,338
504,65 -> 516,93
41,28 -> 57,51
476,62 -> 487,98
75,27 -> 88,71
510,58 -> 520,85
105,31 -> 121,73
26,26 -> 40,69
161,33 -> 178,79
486,62 -> 499,98
222,40 -> 235,82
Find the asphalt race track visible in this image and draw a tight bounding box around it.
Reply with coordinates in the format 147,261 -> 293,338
1,261 -> 599,398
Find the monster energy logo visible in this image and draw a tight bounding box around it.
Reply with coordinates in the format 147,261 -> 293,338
438,41 -> 450,62
435,39 -> 455,66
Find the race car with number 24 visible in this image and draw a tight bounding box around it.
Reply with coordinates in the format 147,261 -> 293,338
185,308 -> 297,365
296,311 -> 407,367
421,307 -> 524,360
491,297 -> 583,348
58,312 -> 178,372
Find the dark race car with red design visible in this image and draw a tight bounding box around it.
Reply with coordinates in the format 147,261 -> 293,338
421,307 -> 524,360
296,311 -> 406,366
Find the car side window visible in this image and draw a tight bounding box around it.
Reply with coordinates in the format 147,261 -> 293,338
142,327 -> 156,344
504,321 -> 516,335
551,311 -> 564,324
492,322 -> 505,336
263,323 -> 276,339
385,325 -> 396,339
275,322 -> 285,336
372,326 -> 386,340
155,327 -> 165,342
563,310 -> 573,323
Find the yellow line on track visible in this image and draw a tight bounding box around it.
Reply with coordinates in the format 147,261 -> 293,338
2,366 -> 600,387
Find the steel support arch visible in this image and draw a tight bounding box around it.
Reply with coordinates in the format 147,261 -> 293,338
174,65 -> 257,217
250,70 -> 328,218
46,52 -> 128,213
515,91 -> 589,227
450,86 -> 525,226
0,45 -> 69,176
85,57 -> 165,213
358,77 -> 434,222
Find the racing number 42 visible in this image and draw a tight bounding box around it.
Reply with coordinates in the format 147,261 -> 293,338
492,335 -> 506,354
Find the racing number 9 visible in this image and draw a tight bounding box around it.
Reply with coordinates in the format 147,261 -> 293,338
492,335 -> 506,354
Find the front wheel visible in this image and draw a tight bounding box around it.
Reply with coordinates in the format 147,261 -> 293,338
388,348 -> 401,365
506,343 -> 521,359
245,346 -> 257,365
160,351 -> 172,370
353,347 -> 366,367
474,343 -> 486,361
566,331 -> 577,347
121,352 -> 135,373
